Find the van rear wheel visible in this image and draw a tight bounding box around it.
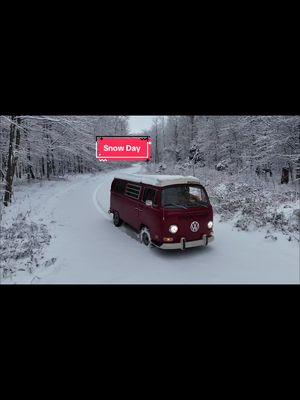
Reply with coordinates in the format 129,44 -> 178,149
140,227 -> 152,247
113,211 -> 123,227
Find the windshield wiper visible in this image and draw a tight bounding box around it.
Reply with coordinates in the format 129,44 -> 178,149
195,201 -> 209,208
164,203 -> 188,209
185,201 -> 209,208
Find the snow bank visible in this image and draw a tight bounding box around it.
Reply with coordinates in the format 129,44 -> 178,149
0,173 -> 100,281
145,162 -> 300,241
0,211 -> 51,280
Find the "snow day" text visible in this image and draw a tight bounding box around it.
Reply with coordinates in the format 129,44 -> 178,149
103,144 -> 141,153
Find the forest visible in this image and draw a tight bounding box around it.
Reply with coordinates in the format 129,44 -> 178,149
0,115 -> 129,207
147,116 -> 300,181
144,116 -> 300,240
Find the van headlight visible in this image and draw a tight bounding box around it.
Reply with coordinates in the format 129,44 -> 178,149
208,221 -> 213,229
169,225 -> 178,234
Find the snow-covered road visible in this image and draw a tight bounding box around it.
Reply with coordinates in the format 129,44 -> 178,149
6,166 -> 299,284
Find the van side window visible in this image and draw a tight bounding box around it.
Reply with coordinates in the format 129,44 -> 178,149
143,188 -> 157,205
125,183 -> 141,199
113,179 -> 126,194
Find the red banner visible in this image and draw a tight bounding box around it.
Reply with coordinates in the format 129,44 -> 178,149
96,136 -> 152,162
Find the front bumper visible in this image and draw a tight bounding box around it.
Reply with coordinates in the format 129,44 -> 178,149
159,234 -> 214,250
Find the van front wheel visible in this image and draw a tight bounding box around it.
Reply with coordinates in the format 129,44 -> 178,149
113,211 -> 123,227
140,227 -> 152,247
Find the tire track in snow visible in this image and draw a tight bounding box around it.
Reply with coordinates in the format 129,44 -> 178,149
92,166 -> 142,220
92,181 -> 111,220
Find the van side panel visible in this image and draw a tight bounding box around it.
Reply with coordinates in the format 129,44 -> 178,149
110,179 -> 141,231
122,196 -> 141,230
138,205 -> 163,244
137,186 -> 163,244
110,191 -> 126,220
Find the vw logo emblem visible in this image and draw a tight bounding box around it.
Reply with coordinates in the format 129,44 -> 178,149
190,221 -> 199,232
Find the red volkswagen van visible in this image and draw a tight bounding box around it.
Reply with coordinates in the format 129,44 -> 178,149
109,173 -> 214,250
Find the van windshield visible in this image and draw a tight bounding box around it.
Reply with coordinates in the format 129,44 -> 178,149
162,185 -> 209,209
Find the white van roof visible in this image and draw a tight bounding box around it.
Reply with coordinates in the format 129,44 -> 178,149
114,173 -> 201,187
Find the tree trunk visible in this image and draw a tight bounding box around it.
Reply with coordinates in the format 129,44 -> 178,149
288,162 -> 293,183
190,115 -> 195,142
281,167 -> 289,184
41,157 -> 45,177
3,116 -> 21,206
51,151 -> 56,176
46,148 -> 51,179
174,118 -> 178,148
26,136 -> 35,180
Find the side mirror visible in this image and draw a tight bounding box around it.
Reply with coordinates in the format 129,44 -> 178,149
145,200 -> 153,207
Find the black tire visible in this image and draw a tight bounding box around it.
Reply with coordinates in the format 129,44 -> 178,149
140,227 -> 152,247
113,211 -> 123,227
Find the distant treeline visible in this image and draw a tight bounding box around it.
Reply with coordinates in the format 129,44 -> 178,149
147,116 -> 300,182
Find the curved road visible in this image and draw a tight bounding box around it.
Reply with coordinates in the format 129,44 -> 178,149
27,166 -> 299,284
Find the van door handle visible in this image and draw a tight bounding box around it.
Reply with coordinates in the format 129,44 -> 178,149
134,207 -> 143,212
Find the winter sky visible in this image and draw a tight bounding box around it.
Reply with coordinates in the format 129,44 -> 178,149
129,116 -> 156,134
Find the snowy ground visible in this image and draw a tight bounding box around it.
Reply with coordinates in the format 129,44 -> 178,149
1,166 -> 299,284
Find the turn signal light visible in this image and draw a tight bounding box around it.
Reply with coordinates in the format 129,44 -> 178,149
163,237 -> 174,242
